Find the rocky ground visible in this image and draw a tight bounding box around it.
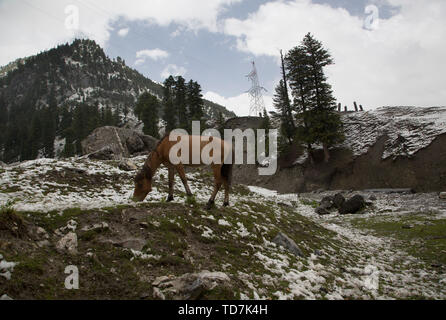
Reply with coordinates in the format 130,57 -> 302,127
1,156 -> 445,300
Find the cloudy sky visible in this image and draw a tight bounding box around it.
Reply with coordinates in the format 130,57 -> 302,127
1,0 -> 445,116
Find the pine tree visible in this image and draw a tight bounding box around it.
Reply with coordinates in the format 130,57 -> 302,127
104,105 -> 113,126
41,107 -> 56,158
216,111 -> 225,137
285,43 -> 315,162
187,80 -> 205,132
273,79 -> 295,146
29,112 -> 43,159
300,33 -> 344,162
162,76 -> 177,132
136,92 -> 160,138
286,33 -> 344,163
174,76 -> 188,131
273,50 -> 295,147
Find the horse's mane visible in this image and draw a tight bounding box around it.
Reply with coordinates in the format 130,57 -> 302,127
141,132 -> 171,179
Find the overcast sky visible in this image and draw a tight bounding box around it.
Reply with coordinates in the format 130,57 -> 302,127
1,0 -> 445,116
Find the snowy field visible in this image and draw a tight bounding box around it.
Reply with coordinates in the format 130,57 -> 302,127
1,157 -> 446,300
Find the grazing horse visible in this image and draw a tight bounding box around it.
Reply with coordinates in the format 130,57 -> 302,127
133,134 -> 234,209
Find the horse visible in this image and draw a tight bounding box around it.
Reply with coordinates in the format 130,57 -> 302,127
132,134 -> 234,210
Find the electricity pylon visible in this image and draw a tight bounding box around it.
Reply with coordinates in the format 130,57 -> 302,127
246,61 -> 267,116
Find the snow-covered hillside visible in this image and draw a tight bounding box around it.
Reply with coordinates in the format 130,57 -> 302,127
342,106 -> 446,159
1,156 -> 445,300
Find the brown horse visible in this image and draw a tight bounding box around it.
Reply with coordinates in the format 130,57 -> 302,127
133,134 -> 234,209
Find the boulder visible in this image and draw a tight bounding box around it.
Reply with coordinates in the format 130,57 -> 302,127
339,195 -> 366,215
82,126 -> 158,160
56,232 -> 78,255
0,294 -> 13,300
152,271 -> 231,300
0,161 -> 6,168
439,192 -> 446,200
320,196 -> 334,209
87,146 -> 115,160
272,232 -> 303,257
369,195 -> 378,201
81,222 -> 109,233
333,193 -> 346,209
118,159 -> 138,171
315,196 -> 335,215
316,206 -> 331,216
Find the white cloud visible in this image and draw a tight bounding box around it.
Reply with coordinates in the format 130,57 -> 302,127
223,0 -> 446,108
117,28 -> 129,37
161,64 -> 187,80
204,91 -> 274,117
135,49 -> 169,65
0,0 -> 242,65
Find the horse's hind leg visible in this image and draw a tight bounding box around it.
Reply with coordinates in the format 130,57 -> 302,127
207,181 -> 222,210
207,166 -> 223,210
167,166 -> 175,202
223,180 -> 230,207
176,165 -> 193,197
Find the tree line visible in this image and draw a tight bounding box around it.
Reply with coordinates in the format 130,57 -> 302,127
272,33 -> 344,163
134,75 -> 205,138
0,93 -> 121,162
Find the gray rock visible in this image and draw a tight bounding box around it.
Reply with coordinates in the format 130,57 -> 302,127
316,206 -> 331,216
0,294 -> 13,300
152,271 -> 230,300
88,146 -> 115,160
0,161 -> 6,168
369,195 -> 378,201
119,159 -> 138,171
56,232 -> 78,255
320,196 -> 334,209
333,193 -> 346,209
82,126 -> 158,160
439,192 -> 446,200
339,195 -> 366,215
37,240 -> 51,248
273,232 -> 303,257
35,227 -> 49,240
81,222 -> 109,233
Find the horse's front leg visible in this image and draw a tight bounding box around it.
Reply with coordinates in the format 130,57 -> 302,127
176,165 -> 193,197
167,166 -> 175,202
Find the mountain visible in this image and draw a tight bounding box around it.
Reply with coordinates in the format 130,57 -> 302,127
0,39 -> 236,163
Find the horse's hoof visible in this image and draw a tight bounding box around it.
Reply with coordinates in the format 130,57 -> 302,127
206,202 -> 214,210
167,195 -> 174,202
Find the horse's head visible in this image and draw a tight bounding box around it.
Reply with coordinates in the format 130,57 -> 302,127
132,165 -> 153,202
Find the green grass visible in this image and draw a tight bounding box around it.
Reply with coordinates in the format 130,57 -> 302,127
351,215 -> 446,265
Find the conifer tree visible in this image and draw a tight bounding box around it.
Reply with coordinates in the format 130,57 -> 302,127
286,33 -> 344,162
186,80 -> 204,130
175,76 -> 188,131
162,76 -> 177,132
42,107 -> 56,158
135,92 -> 160,138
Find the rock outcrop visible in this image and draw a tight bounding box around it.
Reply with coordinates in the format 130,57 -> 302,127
81,126 -> 158,160
152,271 -> 231,300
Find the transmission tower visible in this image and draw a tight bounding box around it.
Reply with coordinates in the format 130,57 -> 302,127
246,61 -> 267,116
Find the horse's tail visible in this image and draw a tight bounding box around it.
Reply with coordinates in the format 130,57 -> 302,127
221,163 -> 233,186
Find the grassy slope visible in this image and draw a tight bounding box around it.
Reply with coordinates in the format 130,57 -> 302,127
0,157 -> 445,300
